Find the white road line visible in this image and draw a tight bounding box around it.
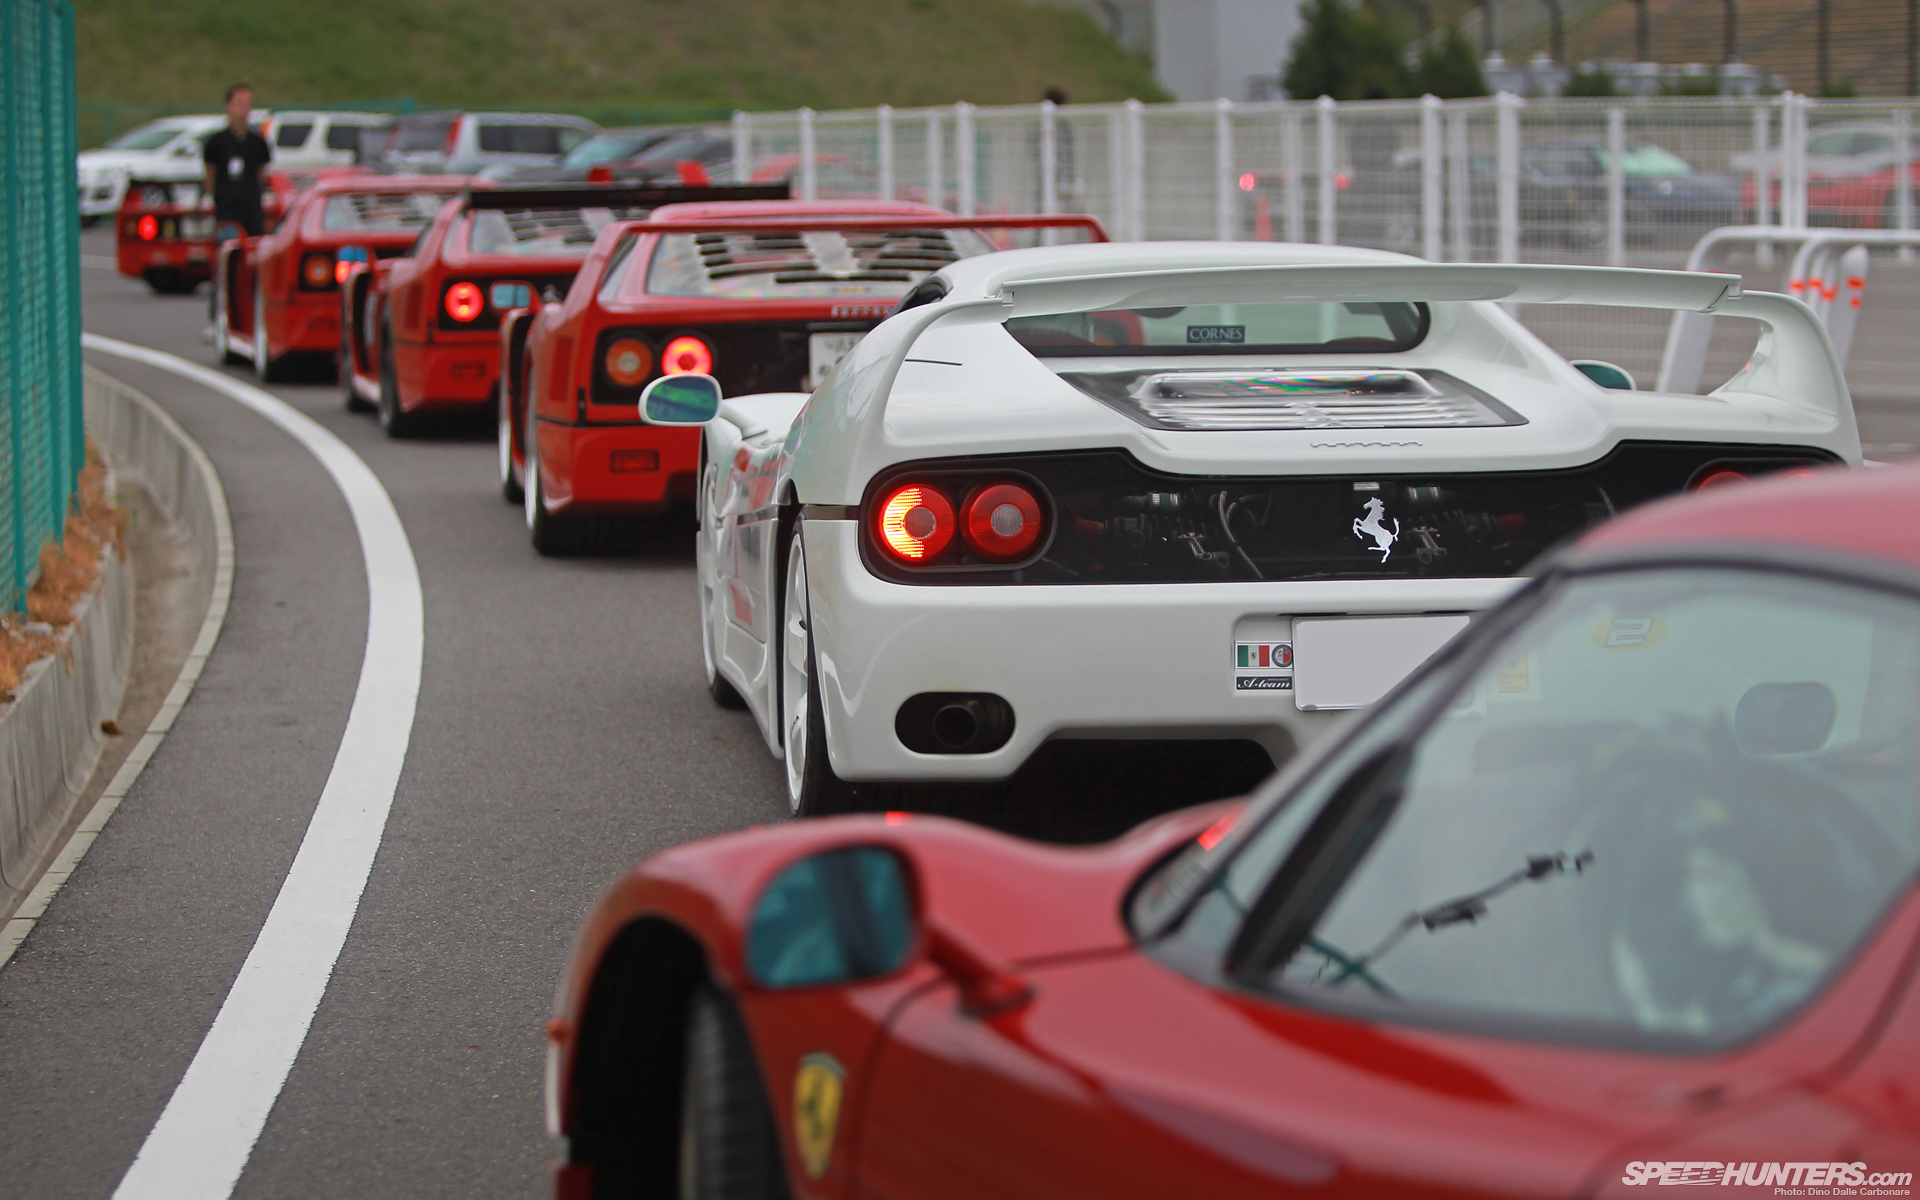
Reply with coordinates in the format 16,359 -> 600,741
83,334 -> 425,1200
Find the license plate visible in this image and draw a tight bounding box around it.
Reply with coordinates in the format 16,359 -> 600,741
807,332 -> 864,390
1291,614 -> 1471,711
179,216 -> 214,240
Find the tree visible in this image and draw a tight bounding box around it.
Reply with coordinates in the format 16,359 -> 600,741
1282,0 -> 1410,100
1411,24 -> 1488,97
1563,66 -> 1617,96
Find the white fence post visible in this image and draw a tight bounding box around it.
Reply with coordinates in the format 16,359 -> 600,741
1606,106 -> 1626,266
1420,95 -> 1443,261
1496,92 -> 1520,263
1753,103 -> 1772,264
955,103 -> 975,217
1108,107 -> 1126,239
1283,103 -> 1305,243
1215,98 -> 1235,242
731,110 -> 752,185
1316,95 -> 1337,245
798,108 -> 818,202
1895,110 -> 1912,260
1447,105 -> 1470,261
926,110 -> 943,212
877,105 -> 895,201
1784,93 -> 1808,230
1039,100 -> 1059,245
1127,99 -> 1146,241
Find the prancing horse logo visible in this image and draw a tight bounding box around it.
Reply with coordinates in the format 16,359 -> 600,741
1353,496 -> 1400,562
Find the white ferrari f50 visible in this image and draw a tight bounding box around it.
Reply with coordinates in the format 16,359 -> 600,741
690,241 -> 1859,815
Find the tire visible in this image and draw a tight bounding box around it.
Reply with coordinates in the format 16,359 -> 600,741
212,271 -> 246,365
342,314 -> 372,413
780,527 -> 858,817
525,404 -> 584,555
143,268 -> 195,295
678,987 -> 790,1200
253,283 -> 288,384
377,321 -> 422,438
699,461 -> 746,709
497,381 -> 523,502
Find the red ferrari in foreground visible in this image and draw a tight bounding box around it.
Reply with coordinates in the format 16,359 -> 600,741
548,462 -> 1920,1198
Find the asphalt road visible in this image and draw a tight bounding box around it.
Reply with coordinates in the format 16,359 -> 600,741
6,230 -> 1920,1199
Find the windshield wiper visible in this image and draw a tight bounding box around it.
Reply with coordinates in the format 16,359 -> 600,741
1322,850 -> 1595,990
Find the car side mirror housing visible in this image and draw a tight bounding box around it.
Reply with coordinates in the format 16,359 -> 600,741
639,372 -> 721,425
1571,359 -> 1637,390
490,280 -> 534,311
747,846 -> 916,988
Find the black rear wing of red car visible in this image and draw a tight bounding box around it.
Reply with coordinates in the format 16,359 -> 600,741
630,213 -> 1109,242
460,183 -> 792,212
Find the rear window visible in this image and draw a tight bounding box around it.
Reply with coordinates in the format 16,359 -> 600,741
274,123 -> 313,148
326,122 -> 384,151
467,206 -> 640,257
1006,302 -> 1429,357
644,228 -> 993,300
102,122 -> 195,151
322,191 -> 452,233
393,120 -> 454,152
477,124 -> 572,155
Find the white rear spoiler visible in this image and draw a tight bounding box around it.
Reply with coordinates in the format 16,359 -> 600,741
845,262 -> 1853,482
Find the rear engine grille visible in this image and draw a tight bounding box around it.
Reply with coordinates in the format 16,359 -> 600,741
1058,368 -> 1524,431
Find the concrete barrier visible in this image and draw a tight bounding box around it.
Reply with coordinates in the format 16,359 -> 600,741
0,367 -> 227,922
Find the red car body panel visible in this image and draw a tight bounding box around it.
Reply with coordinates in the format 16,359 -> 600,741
511,202 -> 1108,521
115,175 -> 295,291
214,173 -> 466,369
1743,163 -> 1920,230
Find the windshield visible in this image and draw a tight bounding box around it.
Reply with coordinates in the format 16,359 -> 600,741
102,121 -> 196,151
1598,144 -> 1695,178
321,191 -> 453,233
1006,302 -> 1428,357
563,131 -> 668,167
644,228 -> 995,299
1175,567 -> 1920,1050
466,207 -> 624,257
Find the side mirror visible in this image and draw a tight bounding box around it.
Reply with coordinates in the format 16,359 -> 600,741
639,372 -> 721,425
747,846 -> 916,988
490,280 -> 534,311
1571,359 -> 1637,390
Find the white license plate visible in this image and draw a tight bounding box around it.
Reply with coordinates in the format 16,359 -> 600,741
1292,614 -> 1471,711
807,332 -> 864,390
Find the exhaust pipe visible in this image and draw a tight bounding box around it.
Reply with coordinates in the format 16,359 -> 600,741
895,693 -> 1015,755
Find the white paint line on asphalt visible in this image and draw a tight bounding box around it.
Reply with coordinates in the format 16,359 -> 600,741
82,334 -> 425,1200
0,368 -> 235,968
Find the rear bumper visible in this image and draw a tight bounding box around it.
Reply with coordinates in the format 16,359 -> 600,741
532,421 -> 700,516
274,297 -> 341,353
403,342 -> 499,411
119,241 -> 214,280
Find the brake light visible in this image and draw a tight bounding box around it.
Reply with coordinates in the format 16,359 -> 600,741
605,338 -> 652,387
302,253 -> 334,289
444,281 -> 484,322
961,483 -> 1044,561
335,260 -> 353,284
877,484 -> 955,563
137,214 -> 158,241
443,116 -> 462,156
662,335 -> 712,375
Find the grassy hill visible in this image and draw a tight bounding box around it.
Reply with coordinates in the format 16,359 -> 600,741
75,0 -> 1167,119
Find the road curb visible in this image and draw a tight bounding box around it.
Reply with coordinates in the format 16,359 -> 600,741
0,363 -> 235,968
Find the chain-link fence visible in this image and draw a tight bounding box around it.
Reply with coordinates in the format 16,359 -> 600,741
730,93 -> 1920,403
4,0 -> 83,613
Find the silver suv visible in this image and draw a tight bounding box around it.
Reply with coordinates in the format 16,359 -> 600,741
378,111 -> 600,175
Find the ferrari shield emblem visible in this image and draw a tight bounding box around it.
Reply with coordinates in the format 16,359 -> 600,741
792,1052 -> 845,1179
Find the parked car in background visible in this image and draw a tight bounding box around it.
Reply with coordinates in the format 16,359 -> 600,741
476,127 -> 699,183
378,111 -> 600,176
77,114 -> 228,223
260,110 -> 396,170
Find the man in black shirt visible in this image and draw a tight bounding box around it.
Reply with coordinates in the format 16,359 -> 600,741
202,83 -> 272,237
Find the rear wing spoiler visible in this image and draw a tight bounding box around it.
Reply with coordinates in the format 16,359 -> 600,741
631,214 -> 1109,241
857,262 -> 1852,468
459,183 -> 791,212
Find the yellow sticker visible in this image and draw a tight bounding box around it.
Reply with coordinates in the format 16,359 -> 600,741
1593,616 -> 1667,651
793,1052 -> 845,1180
1495,654 -> 1530,693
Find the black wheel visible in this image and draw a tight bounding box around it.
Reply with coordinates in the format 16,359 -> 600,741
211,270 -> 247,364
377,320 -> 422,438
679,987 -> 790,1200
497,381 -> 523,502
525,404 -> 584,555
143,268 -> 196,295
254,284 -> 290,384
780,527 -> 859,817
342,319 -> 372,413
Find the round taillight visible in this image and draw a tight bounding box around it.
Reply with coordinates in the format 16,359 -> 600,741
334,260 -> 353,284
877,484 -> 955,563
444,281 -> 484,322
302,253 -> 334,288
1695,469 -> 1750,490
605,337 -> 652,387
962,483 -> 1044,561
662,335 -> 713,376
137,214 -> 158,241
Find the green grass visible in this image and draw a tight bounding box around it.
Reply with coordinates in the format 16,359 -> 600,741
76,0 -> 1167,144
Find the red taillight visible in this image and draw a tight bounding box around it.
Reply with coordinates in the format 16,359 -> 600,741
605,337 -> 652,386
877,484 -> 955,563
137,214 -> 158,241
961,482 -> 1044,561
1695,469 -> 1750,490
302,253 -> 334,289
662,335 -> 712,375
443,116 -> 462,155
444,281 -> 484,322
334,260 -> 354,284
